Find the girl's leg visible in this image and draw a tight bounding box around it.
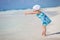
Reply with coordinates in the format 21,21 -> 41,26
41,25 -> 46,36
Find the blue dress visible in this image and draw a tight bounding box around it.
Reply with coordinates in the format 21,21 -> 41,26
36,12 -> 51,26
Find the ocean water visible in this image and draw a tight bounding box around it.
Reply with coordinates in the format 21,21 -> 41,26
0,0 -> 60,11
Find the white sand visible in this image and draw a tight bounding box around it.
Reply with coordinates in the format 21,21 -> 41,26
0,7 -> 60,40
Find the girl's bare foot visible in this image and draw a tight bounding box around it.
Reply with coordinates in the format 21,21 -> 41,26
42,31 -> 46,37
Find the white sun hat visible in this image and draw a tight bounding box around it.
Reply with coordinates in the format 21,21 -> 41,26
33,5 -> 41,10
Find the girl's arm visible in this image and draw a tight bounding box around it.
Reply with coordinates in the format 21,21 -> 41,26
25,11 -> 39,15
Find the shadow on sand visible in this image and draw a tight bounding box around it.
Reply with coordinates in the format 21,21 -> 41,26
47,32 -> 60,36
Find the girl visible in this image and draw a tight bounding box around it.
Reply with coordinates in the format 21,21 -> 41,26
25,5 -> 51,37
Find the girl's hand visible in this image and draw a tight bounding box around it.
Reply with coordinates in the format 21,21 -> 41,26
25,12 -> 28,15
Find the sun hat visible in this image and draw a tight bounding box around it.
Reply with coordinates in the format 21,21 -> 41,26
33,5 -> 41,10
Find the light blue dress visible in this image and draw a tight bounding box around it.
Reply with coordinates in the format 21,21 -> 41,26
36,12 -> 51,26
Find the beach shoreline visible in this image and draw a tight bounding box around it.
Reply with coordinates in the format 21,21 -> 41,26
0,7 -> 60,40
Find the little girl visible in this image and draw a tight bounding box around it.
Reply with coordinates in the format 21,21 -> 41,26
25,5 -> 51,37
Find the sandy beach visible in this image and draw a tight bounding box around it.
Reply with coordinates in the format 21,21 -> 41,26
0,7 -> 60,40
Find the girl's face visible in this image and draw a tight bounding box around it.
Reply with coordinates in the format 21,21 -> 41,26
33,10 -> 40,12
33,10 -> 39,12
33,10 -> 41,14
